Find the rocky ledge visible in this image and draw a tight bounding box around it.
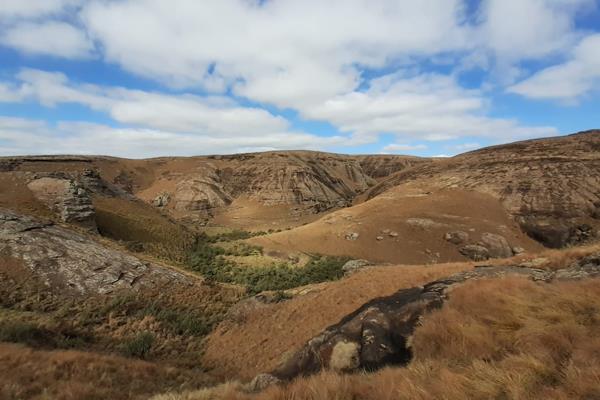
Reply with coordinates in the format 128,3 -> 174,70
251,254 -> 600,388
0,209 -> 190,295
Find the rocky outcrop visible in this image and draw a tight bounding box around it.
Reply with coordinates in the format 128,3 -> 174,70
355,155 -> 427,180
173,172 -> 232,213
268,258 -> 600,382
342,259 -> 372,275
27,177 -> 97,231
0,209 -> 189,295
369,131 -> 600,248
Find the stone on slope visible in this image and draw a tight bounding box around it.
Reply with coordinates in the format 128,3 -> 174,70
444,231 -> 469,245
480,232 -> 513,258
267,258 -> 599,382
459,244 -> 490,261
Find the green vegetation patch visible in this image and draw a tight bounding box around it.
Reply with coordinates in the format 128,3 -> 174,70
120,331 -> 155,359
187,239 -> 349,294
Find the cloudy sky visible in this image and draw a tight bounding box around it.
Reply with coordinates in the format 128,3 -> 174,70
0,0 -> 598,158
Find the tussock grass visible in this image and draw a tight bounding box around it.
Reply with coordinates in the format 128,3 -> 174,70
161,276 -> 600,400
94,196 -> 197,263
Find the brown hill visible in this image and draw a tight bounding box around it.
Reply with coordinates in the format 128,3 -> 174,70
248,131 -> 599,263
368,130 -> 600,248
0,152 -> 425,229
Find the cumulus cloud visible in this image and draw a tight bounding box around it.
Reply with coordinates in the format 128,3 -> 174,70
0,116 -> 347,158
1,21 -> 93,59
508,34 -> 600,100
479,0 -> 594,62
0,0 -> 80,19
0,0 -> 594,157
8,69 -> 291,136
301,71 -> 558,142
80,0 -> 470,106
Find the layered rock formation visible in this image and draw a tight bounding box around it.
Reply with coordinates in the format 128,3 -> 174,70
369,131 -> 600,247
27,176 -> 97,231
0,209 -> 189,295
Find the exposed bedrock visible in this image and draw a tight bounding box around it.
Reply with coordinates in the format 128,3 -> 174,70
266,255 -> 600,383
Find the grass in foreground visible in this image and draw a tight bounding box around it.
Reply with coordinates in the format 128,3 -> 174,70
154,275 -> 600,400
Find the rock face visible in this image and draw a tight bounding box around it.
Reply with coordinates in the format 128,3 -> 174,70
369,131 -> 600,248
269,258 -> 600,382
172,172 -> 232,213
0,209 -> 188,295
27,177 -> 97,231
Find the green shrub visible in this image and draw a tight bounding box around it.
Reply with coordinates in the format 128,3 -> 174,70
140,302 -> 211,336
0,321 -> 47,345
187,242 -> 349,295
121,331 -> 154,359
0,321 -> 89,349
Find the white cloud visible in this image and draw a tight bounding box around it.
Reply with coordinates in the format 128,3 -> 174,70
80,0 -> 471,107
10,69 -> 291,136
508,34 -> 600,100
301,71 -> 558,142
381,143 -> 427,153
1,21 -> 93,59
0,0 -> 80,19
0,117 -> 347,158
479,0 -> 593,62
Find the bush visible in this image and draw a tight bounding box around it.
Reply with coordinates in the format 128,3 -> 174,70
0,321 -> 89,349
0,321 -> 47,345
121,331 -> 154,359
187,242 -> 349,295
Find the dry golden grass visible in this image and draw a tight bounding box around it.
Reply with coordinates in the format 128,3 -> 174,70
201,261 -> 477,380
0,343 -> 214,400
163,275 -> 600,400
93,195 -> 197,263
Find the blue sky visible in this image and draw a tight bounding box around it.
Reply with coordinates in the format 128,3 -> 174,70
0,0 -> 599,158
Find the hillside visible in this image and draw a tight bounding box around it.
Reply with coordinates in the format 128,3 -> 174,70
1,131 -> 600,399
368,130 -> 600,248
249,131 -> 599,263
0,152 -> 425,230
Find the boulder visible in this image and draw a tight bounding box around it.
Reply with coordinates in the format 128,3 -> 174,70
245,374 -> 281,392
345,232 -> 360,241
459,244 -> 490,261
444,231 -> 469,245
342,259 -> 372,275
480,233 -> 513,258
512,246 -> 525,255
153,193 -> 170,207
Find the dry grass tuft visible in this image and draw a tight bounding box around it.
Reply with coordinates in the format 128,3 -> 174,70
162,275 -> 600,400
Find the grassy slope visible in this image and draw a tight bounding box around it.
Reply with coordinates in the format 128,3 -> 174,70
155,248 -> 600,400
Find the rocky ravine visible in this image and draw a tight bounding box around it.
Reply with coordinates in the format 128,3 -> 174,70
1,152 -> 426,221
0,209 -> 189,295
249,254 -> 600,388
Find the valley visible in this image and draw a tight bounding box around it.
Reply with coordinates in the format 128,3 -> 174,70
1,130 -> 599,399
